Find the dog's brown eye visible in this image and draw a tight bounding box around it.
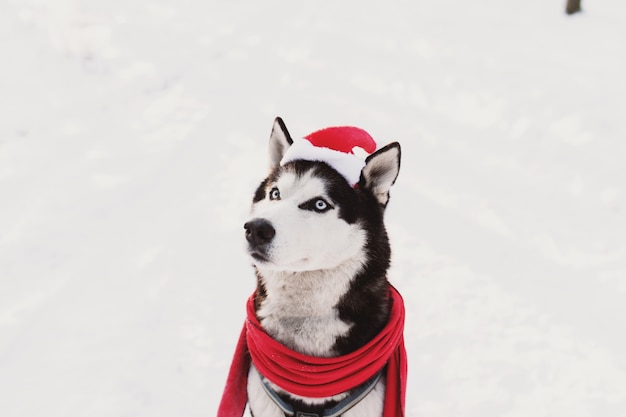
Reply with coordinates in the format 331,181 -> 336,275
269,187 -> 280,200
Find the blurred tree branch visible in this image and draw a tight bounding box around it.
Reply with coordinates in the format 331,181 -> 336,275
566,0 -> 582,15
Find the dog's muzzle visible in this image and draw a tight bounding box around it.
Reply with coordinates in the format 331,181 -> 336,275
244,218 -> 275,261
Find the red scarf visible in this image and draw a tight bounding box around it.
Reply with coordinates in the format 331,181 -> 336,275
217,286 -> 407,417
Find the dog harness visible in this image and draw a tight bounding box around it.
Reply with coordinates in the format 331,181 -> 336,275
260,370 -> 383,417
217,286 -> 407,417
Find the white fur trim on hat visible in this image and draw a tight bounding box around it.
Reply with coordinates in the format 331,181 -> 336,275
280,138 -> 366,186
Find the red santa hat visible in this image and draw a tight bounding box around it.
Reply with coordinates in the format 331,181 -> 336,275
279,126 -> 378,187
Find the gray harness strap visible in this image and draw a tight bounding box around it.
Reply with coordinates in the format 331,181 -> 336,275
260,370 -> 383,417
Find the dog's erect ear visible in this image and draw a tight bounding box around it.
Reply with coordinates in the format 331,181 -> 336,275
268,117 -> 293,170
359,142 -> 401,207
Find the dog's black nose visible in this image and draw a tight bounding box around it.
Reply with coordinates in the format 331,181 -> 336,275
244,219 -> 276,246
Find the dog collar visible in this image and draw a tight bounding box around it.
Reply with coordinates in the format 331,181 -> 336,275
260,370 -> 383,417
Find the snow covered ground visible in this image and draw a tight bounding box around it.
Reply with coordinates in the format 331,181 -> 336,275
1,0 -> 625,416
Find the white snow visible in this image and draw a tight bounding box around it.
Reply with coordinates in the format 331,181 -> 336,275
1,0 -> 626,416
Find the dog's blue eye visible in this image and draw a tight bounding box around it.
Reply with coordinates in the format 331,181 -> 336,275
315,199 -> 328,211
269,187 -> 280,200
299,197 -> 332,212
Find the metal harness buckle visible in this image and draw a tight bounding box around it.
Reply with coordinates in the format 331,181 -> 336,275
295,412 -> 320,417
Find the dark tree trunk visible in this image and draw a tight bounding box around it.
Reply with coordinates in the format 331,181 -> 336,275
566,0 -> 582,15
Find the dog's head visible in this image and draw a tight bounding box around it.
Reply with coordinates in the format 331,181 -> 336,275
244,117 -> 401,273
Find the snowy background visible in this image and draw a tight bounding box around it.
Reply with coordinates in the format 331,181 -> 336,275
1,0 -> 625,416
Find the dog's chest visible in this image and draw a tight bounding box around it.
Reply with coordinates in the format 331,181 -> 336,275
257,271 -> 354,357
259,302 -> 351,357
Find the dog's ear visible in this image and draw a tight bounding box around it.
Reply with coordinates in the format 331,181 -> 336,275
359,142 -> 401,207
268,117 -> 293,170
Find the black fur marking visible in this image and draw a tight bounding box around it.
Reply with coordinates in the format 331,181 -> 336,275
274,117 -> 293,145
252,166 -> 286,204
334,189 -> 391,354
253,178 -> 268,203
254,268 -> 267,309
283,160 -> 359,224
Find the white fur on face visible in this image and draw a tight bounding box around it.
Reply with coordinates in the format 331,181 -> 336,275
249,170 -> 366,272
249,170 -> 368,357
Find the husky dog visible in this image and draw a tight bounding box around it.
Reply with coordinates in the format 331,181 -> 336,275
244,118 -> 401,417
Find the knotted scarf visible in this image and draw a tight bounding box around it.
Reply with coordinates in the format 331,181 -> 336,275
217,285 -> 407,417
